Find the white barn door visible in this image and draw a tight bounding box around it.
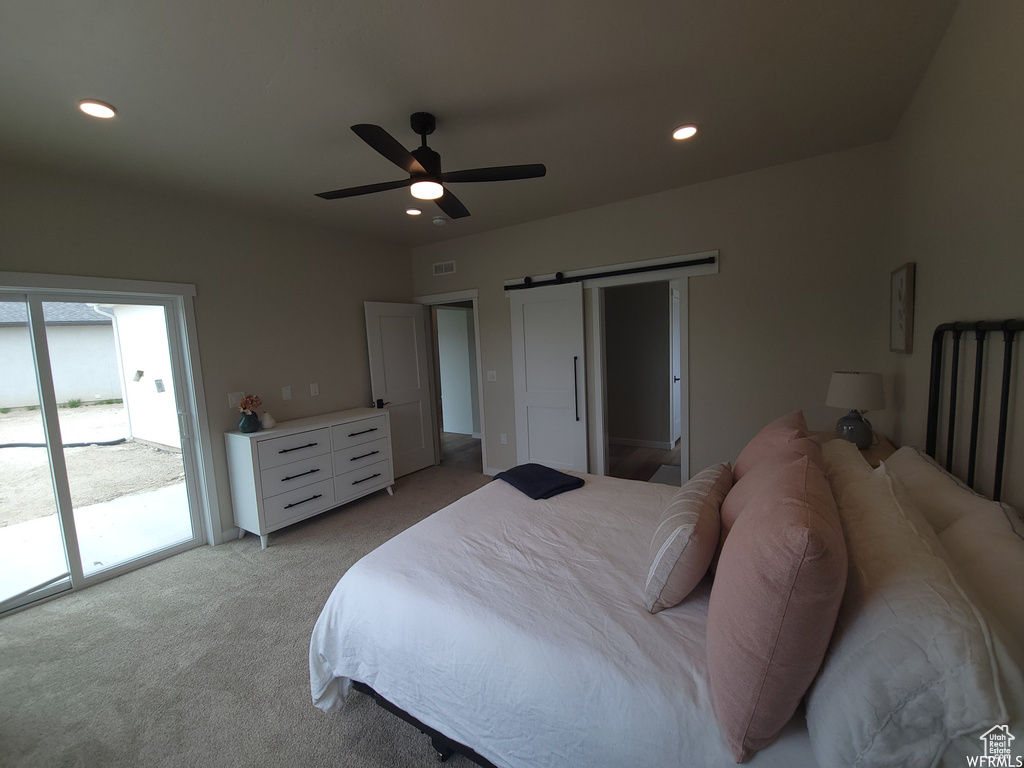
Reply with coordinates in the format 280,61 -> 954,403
364,302 -> 436,477
510,283 -> 587,472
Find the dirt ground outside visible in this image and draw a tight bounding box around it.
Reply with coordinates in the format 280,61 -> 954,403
0,403 -> 185,527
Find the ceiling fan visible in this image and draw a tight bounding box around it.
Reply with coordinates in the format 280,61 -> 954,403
316,112 -> 546,219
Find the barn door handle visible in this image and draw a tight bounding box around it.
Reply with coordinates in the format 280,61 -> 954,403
573,356 -> 580,422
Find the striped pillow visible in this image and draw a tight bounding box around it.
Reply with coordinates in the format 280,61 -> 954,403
644,463 -> 731,613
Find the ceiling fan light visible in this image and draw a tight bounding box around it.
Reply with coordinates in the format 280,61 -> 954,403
411,180 -> 443,200
79,100 -> 117,119
672,124 -> 698,141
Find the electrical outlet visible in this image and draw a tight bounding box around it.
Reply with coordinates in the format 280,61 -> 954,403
282,386 -> 292,401
228,391 -> 244,409
486,370 -> 497,382
500,433 -> 508,445
310,382 -> 319,397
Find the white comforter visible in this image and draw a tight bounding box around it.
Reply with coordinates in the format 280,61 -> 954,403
309,472 -> 815,768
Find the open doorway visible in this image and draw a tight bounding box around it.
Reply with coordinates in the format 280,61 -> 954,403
427,299 -> 483,474
602,281 -> 681,483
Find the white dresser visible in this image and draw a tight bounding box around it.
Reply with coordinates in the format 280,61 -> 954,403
225,407 -> 394,547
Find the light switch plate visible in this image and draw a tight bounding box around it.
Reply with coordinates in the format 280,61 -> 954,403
282,386 -> 292,401
486,370 -> 497,382
310,382 -> 319,397
228,391 -> 244,409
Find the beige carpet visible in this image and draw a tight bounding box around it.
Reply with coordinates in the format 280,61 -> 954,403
0,465 -> 491,768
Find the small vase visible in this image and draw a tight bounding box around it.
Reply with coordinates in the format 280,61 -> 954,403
260,411 -> 277,430
239,411 -> 260,433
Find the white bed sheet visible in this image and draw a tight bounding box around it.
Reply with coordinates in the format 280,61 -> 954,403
310,472 -> 817,768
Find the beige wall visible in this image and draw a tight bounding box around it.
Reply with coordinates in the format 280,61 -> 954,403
6,0 -> 1021,532
0,161 -> 411,537
887,0 -> 1024,507
412,142 -> 895,474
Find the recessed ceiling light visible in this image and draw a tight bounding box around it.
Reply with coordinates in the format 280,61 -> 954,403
79,100 -> 117,119
406,207 -> 422,216
672,124 -> 697,141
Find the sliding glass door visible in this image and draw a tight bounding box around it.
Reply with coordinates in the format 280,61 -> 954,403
0,298 -> 71,606
0,289 -> 205,613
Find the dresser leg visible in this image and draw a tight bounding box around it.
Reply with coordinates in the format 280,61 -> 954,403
260,534 -> 269,549
387,485 -> 394,496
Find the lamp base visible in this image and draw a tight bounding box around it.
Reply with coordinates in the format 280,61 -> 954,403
835,411 -> 874,450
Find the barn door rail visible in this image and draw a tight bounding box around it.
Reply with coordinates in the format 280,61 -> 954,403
505,255 -> 716,291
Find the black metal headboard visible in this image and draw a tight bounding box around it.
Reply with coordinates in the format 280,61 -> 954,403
926,319 -> 1023,501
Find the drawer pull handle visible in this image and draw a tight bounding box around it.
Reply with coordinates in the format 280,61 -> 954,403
350,450 -> 380,461
284,493 -> 322,510
281,468 -> 320,482
347,427 -> 379,437
352,472 -> 382,485
280,442 -> 318,454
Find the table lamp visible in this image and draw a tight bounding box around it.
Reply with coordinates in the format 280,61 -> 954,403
826,371 -> 885,449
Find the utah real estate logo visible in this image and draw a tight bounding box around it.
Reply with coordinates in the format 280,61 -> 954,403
969,725 -> 1021,767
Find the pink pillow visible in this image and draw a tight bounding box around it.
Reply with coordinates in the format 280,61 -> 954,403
720,436 -> 824,540
706,455 -> 847,762
732,410 -> 809,480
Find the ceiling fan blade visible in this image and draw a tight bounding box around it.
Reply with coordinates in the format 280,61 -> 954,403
351,124 -> 427,175
440,164 -> 546,184
315,178 -> 411,200
434,188 -> 470,219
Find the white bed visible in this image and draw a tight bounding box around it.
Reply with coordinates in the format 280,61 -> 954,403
310,420 -> 1024,768
310,472 -> 816,767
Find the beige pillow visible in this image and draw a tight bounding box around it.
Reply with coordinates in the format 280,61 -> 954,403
806,466 -> 1005,768
885,445 -> 1022,533
643,463 -> 731,613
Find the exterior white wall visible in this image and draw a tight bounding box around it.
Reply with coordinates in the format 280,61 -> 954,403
0,325 -> 120,408
436,306 -> 477,436
110,304 -> 181,450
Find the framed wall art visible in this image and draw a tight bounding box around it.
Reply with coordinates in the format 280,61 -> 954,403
890,262 -> 916,353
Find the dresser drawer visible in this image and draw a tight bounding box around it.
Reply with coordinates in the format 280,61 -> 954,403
335,458 -> 392,503
333,437 -> 389,475
257,428 -> 331,470
331,415 -> 387,451
260,452 -> 333,499
262,477 -> 335,528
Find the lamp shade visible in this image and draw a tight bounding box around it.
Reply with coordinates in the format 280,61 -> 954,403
826,371 -> 885,412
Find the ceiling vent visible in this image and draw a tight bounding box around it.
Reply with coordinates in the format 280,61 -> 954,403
432,260 -> 456,277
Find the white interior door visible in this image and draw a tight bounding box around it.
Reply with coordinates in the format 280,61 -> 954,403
510,283 -> 587,471
364,302 -> 436,478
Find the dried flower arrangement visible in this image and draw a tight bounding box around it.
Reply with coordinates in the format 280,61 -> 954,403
238,394 -> 262,415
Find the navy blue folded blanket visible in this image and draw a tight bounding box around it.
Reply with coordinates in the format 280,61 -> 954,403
494,463 -> 584,500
